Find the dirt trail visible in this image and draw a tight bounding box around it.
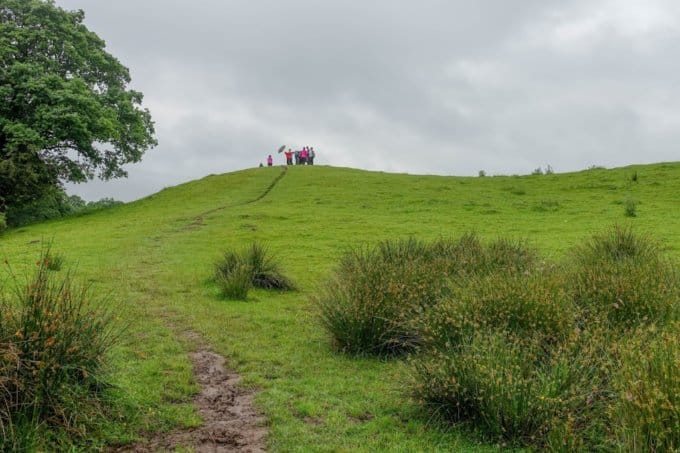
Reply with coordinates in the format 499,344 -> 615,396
186,166 -> 288,230
113,332 -> 266,452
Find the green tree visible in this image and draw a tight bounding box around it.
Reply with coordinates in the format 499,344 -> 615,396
0,0 -> 156,212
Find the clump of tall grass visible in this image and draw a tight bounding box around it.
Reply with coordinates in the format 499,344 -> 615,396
0,250 -> 117,450
315,238 -> 449,356
568,225 -> 678,328
214,242 -> 294,300
43,251 -> 65,271
316,235 -> 537,356
419,266 -> 574,352
431,233 -> 537,278
408,226 -> 679,450
624,198 -> 638,217
612,323 -> 680,451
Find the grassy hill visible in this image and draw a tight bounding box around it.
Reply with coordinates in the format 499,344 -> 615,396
1,162 -> 679,450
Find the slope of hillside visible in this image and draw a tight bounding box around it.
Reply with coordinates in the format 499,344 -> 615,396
1,162 -> 679,450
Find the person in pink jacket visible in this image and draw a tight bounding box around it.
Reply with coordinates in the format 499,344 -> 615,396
267,154 -> 273,166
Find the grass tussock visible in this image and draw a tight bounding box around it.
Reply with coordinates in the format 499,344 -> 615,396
43,251 -> 65,271
407,226 -> 679,450
315,235 -> 537,357
0,250 -> 117,451
314,238 -> 450,356
214,242 -> 295,300
568,225 -> 678,328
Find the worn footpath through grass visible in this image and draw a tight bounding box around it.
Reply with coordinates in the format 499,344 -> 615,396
1,162 -> 679,450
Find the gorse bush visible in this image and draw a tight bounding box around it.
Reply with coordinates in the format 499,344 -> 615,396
214,242 -> 294,300
0,250 -> 117,450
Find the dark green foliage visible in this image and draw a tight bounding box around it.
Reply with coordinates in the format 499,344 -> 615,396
0,0 -> 156,213
631,171 -> 638,182
624,198 -> 637,217
0,212 -> 6,232
0,249 -> 117,450
4,189 -> 123,228
214,242 -> 294,299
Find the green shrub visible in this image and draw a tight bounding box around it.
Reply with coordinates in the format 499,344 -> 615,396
214,242 -> 294,300
0,250 -> 117,450
315,238 -> 450,356
569,226 -> 678,328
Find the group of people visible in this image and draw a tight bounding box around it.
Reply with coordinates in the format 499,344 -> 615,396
264,146 -> 317,167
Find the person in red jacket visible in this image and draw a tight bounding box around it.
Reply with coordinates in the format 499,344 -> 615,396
284,149 -> 293,165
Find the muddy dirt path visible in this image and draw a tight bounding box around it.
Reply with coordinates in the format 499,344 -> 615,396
114,333 -> 267,452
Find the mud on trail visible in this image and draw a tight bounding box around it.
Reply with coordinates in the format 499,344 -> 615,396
113,333 -> 267,452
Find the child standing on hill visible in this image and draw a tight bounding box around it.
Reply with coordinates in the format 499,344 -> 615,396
267,154 -> 273,167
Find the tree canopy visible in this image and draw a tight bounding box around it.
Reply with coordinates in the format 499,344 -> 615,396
0,0 -> 156,211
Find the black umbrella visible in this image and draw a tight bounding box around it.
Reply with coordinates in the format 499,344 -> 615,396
277,144 -> 286,154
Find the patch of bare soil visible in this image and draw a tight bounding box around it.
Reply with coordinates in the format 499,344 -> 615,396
112,335 -> 267,452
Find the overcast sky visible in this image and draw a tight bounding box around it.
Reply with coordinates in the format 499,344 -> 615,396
57,0 -> 680,201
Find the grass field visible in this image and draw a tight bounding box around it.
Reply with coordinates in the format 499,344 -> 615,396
1,162 -> 679,451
